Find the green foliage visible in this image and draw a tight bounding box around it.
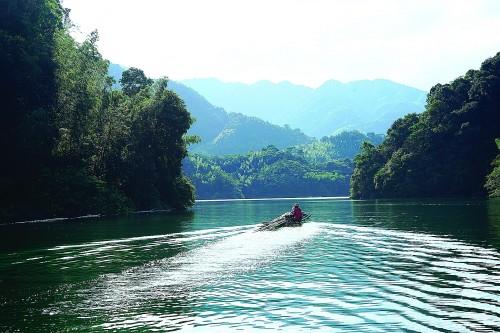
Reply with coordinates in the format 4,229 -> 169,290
288,131 -> 384,163
183,155 -> 244,199
106,74 -> 314,156
183,130 -> 380,199
0,0 -> 63,220
0,1 -> 194,221
120,67 -> 153,96
125,85 -> 193,210
485,139 -> 500,198
37,166 -> 131,217
350,142 -> 385,199
184,145 -> 353,199
485,156 -> 500,198
351,53 -> 500,199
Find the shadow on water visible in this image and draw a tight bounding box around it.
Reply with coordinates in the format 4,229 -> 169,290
350,198 -> 500,250
0,211 -> 196,332
0,210 -> 196,252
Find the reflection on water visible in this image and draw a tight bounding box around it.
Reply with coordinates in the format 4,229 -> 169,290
0,198 -> 499,332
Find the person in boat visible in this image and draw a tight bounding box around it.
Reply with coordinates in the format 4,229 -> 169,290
290,203 -> 303,222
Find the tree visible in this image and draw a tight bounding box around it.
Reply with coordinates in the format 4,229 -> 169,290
0,0 -> 63,220
0,1 -> 195,221
120,67 -> 153,96
485,139 -> 500,198
350,142 -> 384,199
350,52 -> 500,199
183,143 -> 354,200
126,81 -> 195,210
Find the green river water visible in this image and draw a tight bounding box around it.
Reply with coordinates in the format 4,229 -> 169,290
1,198 -> 499,332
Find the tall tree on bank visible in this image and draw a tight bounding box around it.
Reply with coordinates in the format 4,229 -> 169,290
125,77 -> 195,210
351,52 -> 500,199
0,1 -> 194,222
0,0 -> 63,219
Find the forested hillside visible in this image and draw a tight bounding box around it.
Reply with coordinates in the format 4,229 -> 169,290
168,82 -> 312,155
182,78 -> 426,137
288,131 -> 384,163
184,131 -> 382,199
351,52 -> 500,199
184,146 -> 352,199
0,1 -> 194,222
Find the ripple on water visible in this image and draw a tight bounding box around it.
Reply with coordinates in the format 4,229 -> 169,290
33,221 -> 498,332
0,218 -> 478,333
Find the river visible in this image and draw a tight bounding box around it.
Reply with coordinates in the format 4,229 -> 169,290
1,198 -> 499,332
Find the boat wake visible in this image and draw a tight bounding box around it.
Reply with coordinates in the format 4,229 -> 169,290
71,222 -> 324,313
42,220 -> 500,332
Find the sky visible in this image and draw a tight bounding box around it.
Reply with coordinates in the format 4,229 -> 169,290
62,0 -> 500,90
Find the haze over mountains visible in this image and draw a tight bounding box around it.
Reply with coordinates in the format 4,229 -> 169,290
182,78 -> 427,137
167,81 -> 312,155
109,64 -> 427,155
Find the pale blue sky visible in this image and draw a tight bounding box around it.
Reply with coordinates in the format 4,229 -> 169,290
62,0 -> 500,90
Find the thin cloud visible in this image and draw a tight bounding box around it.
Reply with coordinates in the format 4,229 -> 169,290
62,0 -> 500,90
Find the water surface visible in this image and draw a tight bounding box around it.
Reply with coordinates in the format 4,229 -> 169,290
1,198 -> 499,332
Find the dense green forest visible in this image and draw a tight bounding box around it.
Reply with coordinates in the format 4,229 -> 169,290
0,0 -> 195,222
351,53 -> 500,199
184,131 -> 382,199
288,131 -> 384,162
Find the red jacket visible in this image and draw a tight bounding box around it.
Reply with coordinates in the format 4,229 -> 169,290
292,206 -> 303,220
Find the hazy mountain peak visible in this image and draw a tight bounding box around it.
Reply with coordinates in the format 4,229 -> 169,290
111,65 -> 426,139
167,81 -> 312,155
181,77 -> 427,137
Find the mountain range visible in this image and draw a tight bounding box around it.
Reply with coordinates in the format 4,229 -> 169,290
108,64 -> 312,155
182,78 -> 427,137
167,81 -> 312,155
109,64 -> 426,154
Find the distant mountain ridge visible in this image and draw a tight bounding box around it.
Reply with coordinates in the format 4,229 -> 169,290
181,78 -> 314,126
167,81 -> 312,155
108,65 -> 312,155
182,78 -> 427,137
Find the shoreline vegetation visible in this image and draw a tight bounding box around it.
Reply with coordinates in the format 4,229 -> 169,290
183,131 -> 383,200
1,1 -> 196,222
351,52 -> 500,200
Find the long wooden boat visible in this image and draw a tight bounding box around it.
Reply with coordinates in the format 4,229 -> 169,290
255,212 -> 311,231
